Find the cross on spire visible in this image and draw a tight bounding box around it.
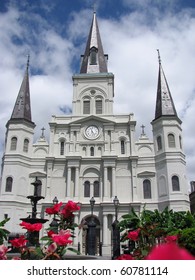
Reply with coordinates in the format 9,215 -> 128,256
41,127 -> 45,138
141,124 -> 145,135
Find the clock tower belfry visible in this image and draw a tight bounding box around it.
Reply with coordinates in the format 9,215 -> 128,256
72,12 -> 114,116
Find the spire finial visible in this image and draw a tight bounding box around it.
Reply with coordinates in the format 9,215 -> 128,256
157,49 -> 161,65
92,2 -> 97,13
26,53 -> 30,70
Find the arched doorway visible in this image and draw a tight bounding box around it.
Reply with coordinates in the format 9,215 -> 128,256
82,216 -> 100,255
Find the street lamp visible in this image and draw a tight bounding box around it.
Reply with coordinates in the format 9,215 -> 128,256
112,196 -> 120,259
53,196 -> 59,205
87,197 -> 96,255
90,196 -> 95,216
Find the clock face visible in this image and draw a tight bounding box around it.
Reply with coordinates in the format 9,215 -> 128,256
85,125 -> 99,139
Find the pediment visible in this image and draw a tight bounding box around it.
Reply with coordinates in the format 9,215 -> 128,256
69,115 -> 115,125
29,171 -> 47,178
137,171 -> 156,177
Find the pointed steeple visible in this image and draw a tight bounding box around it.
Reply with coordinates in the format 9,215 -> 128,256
154,50 -> 178,120
10,55 -> 33,123
80,12 -> 108,74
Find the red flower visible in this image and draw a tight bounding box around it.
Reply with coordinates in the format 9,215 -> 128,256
10,235 -> 27,248
60,208 -> 74,219
51,230 -> 72,246
116,254 -> 134,260
0,244 -> 10,260
64,201 -> 80,212
20,221 -> 42,232
47,230 -> 55,238
60,201 -> 80,219
127,228 -> 140,241
146,242 -> 195,260
165,235 -> 178,243
45,202 -> 63,215
47,242 -> 57,253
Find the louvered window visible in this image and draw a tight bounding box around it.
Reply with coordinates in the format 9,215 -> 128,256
83,100 -> 90,114
94,181 -> 100,197
60,141 -> 65,155
10,137 -> 17,151
121,140 -> 125,154
90,147 -> 94,156
172,175 -> 180,191
90,47 -> 97,65
96,100 -> 102,114
5,177 -> 13,192
23,139 -> 29,152
143,179 -> 152,199
84,181 -> 90,197
168,134 -> 175,148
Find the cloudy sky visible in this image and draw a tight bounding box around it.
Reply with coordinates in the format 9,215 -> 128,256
0,0 -> 195,185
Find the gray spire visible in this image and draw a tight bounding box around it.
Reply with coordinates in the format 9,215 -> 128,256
154,50 -> 178,119
10,56 -> 33,123
80,12 -> 108,73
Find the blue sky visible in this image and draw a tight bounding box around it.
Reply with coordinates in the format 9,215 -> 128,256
0,0 -> 195,185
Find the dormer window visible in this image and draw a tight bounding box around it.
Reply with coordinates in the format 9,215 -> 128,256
90,47 -> 97,65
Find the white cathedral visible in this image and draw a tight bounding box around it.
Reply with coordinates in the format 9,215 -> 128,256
0,12 -> 190,255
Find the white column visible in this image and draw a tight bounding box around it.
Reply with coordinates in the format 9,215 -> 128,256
112,167 -> 116,197
103,167 -> 108,200
66,167 -> 71,198
103,214 -> 108,245
75,167 -> 79,198
131,160 -> 138,201
73,214 -> 79,246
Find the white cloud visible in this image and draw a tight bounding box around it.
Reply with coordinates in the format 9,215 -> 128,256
0,3 -> 195,185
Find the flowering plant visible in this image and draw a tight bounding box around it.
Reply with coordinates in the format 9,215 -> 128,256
118,207 -> 195,260
1,200 -> 80,260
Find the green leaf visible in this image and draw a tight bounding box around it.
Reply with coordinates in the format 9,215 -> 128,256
0,218 -> 10,227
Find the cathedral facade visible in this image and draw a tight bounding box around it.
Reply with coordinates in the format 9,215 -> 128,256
0,13 -> 190,255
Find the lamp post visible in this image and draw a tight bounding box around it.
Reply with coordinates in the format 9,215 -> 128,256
87,197 -> 96,255
112,196 -> 120,259
49,196 -> 59,233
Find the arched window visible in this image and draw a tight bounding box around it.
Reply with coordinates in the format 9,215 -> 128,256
168,133 -> 175,148
10,137 -> 17,151
157,136 -> 162,151
96,99 -> 102,114
5,177 -> 13,192
172,175 -> 180,191
83,100 -> 90,114
94,181 -> 100,197
23,139 -> 29,152
60,141 -> 65,155
84,181 -> 90,197
90,147 -> 94,156
143,179 -> 152,199
121,140 -> 125,154
90,47 -> 97,65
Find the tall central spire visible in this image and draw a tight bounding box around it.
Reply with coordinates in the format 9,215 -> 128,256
154,50 -> 178,120
80,12 -> 108,74
10,56 -> 33,123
